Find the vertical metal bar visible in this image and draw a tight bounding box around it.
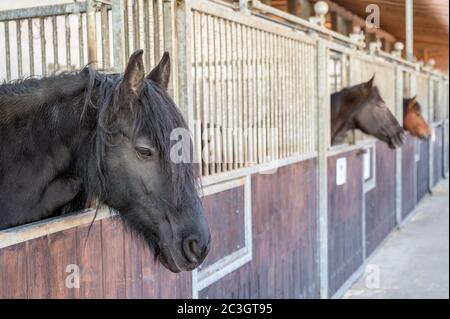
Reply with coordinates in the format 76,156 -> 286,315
405,0 -> 413,61
28,19 -> 34,76
78,12 -> 85,67
39,18 -> 46,75
5,22 -> 11,81
52,16 -> 59,69
207,15 -> 216,175
200,12 -> 209,176
133,0 -> 140,52
317,39 -> 329,299
214,17 -> 222,172
65,15 -> 71,69
112,0 -> 125,71
143,0 -> 151,67
220,18 -> 228,170
395,66 -> 403,226
86,0 -> 98,67
16,20 -> 23,78
101,5 -> 110,69
193,11 -> 202,175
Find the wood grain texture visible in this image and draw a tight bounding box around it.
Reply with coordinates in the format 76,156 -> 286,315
100,218 -> 126,298
365,141 -> 397,257
327,150 -> 363,297
199,159 -> 319,299
75,222 -> 104,298
47,229 -> 77,298
0,242 -> 27,298
199,186 -> 246,269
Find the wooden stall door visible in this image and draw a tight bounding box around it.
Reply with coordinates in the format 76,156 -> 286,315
365,142 -> 397,257
198,160 -> 320,299
327,151 -> 364,297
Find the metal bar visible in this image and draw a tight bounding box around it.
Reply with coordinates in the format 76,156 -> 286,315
4,22 -> 11,81
52,16 -> 59,69
86,0 -> 98,67
100,5 -> 110,69
65,15 -> 71,69
28,19 -> 34,76
16,20 -> 23,78
78,12 -> 85,67
0,3 -> 87,22
405,0 -> 413,61
39,17 -> 46,75
112,0 -> 124,71
317,39 -> 329,299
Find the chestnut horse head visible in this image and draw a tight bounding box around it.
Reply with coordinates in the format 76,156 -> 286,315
403,97 -> 431,140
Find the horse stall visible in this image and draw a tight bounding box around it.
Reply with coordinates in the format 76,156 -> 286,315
0,0 -> 449,299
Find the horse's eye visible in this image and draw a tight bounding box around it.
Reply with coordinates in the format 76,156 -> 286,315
136,146 -> 155,159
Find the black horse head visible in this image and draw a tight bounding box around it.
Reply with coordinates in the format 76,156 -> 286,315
331,75 -> 405,149
0,50 -> 211,272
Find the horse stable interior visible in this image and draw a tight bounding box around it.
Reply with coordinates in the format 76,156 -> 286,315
0,0 -> 448,299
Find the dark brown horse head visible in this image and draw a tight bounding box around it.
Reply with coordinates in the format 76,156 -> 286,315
331,75 -> 405,149
403,96 -> 431,140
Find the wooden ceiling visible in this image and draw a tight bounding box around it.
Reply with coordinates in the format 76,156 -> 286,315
332,0 -> 449,70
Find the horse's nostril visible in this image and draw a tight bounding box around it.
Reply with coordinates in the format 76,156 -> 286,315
182,236 -> 203,264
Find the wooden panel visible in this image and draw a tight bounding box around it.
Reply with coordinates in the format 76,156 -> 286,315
416,139 -> 430,202
47,229 -> 78,298
0,214 -> 192,299
0,242 -> 28,298
199,159 -> 319,299
100,218 -> 126,298
365,142 -> 397,256
26,236 -> 51,298
402,134 -> 416,219
75,222 -> 104,298
433,125 -> 443,186
200,186 -> 246,269
327,150 -> 363,297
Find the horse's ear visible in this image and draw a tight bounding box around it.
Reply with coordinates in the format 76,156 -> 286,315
147,52 -> 170,90
408,96 -> 417,109
365,74 -> 375,88
121,49 -> 145,98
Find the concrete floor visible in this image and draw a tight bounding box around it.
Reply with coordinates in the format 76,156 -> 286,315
344,179 -> 449,299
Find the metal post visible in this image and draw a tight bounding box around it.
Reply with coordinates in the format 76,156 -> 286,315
317,39 -> 329,299
395,66 -> 404,226
428,77 -> 434,193
112,0 -> 125,71
405,0 -> 413,61
86,0 -> 98,67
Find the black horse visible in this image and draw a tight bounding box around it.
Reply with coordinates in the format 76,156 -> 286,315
0,50 -> 210,273
330,75 -> 405,149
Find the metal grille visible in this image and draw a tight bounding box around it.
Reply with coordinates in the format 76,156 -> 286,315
121,0 -> 166,70
416,73 -> 430,122
0,1 -> 113,81
190,10 -> 317,177
361,60 -> 396,113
